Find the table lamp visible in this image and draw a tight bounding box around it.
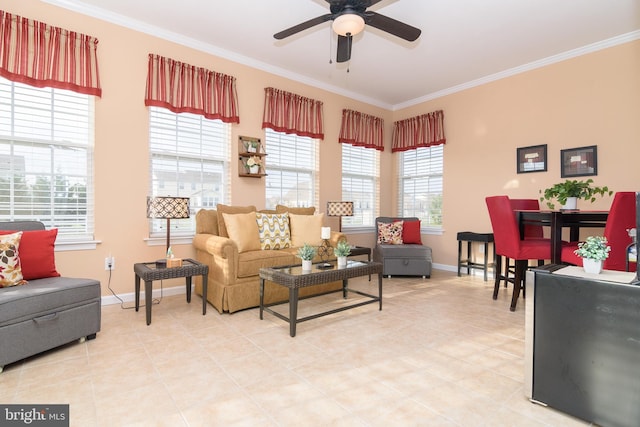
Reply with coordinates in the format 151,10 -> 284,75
146,196 -> 190,266
326,201 -> 354,232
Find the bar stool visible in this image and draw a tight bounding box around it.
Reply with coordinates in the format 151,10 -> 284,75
457,231 -> 495,281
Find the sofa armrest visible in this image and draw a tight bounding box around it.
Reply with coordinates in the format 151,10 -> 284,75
193,233 -> 239,285
329,231 -> 347,247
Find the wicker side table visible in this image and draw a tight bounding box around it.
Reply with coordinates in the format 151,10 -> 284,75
134,258 -> 208,325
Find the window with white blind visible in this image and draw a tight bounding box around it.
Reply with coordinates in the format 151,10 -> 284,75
342,144 -> 379,228
264,128 -> 318,209
0,77 -> 95,242
148,107 -> 230,236
398,145 -> 444,229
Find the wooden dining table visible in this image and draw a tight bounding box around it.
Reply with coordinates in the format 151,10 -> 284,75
516,210 -> 609,264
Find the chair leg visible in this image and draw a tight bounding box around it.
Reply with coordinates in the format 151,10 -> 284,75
493,255 -> 502,300
504,257 -> 511,287
510,260 -> 527,312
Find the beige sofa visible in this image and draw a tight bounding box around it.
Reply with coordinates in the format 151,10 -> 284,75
193,205 -> 345,313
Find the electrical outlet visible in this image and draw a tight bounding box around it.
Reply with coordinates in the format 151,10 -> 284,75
104,256 -> 115,270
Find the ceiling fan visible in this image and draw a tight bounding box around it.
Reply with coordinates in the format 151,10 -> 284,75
274,0 -> 421,63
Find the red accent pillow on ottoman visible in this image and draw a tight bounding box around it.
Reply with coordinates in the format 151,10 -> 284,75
402,220 -> 422,244
0,229 -> 60,280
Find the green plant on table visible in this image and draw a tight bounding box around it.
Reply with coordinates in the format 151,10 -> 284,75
574,236 -> 611,261
297,243 -> 317,261
334,240 -> 352,257
539,179 -> 612,209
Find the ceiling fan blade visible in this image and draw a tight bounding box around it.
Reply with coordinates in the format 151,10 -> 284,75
365,12 -> 421,42
274,14 -> 333,39
336,34 -> 352,63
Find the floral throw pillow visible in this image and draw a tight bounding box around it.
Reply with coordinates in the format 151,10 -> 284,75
0,231 -> 27,288
377,221 -> 404,245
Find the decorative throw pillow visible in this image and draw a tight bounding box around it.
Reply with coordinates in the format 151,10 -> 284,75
0,232 -> 27,288
216,204 -> 256,237
289,213 -> 325,247
377,221 -> 404,244
0,229 -> 60,280
275,205 -> 316,215
256,213 -> 291,250
221,212 -> 261,253
402,220 -> 422,245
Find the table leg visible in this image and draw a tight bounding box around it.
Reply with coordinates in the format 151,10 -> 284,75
367,250 -> 371,281
202,273 -> 207,315
135,275 -> 140,311
289,288 -> 298,337
259,278 -> 265,320
343,279 -> 348,299
145,280 -> 152,325
186,276 -> 192,303
483,242 -> 489,281
378,272 -> 383,310
550,212 -> 562,264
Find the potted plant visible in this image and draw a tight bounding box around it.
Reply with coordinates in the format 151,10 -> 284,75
574,236 -> 610,274
245,156 -> 262,174
539,179 -> 612,210
334,240 -> 351,268
244,139 -> 260,153
297,243 -> 317,271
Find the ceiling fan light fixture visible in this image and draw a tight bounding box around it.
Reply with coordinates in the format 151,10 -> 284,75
332,13 -> 365,36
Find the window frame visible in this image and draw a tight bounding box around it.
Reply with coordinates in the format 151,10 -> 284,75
341,143 -> 379,230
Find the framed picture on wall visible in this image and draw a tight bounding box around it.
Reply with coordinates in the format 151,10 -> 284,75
561,145 -> 598,177
517,144 -> 547,173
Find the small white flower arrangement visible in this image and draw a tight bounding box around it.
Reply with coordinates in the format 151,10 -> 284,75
574,236 -> 611,261
245,156 -> 262,168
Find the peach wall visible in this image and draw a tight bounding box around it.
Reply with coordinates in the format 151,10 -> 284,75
4,0 -> 639,297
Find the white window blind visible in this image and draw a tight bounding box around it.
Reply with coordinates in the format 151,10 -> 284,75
264,128 -> 318,209
0,77 -> 94,241
398,145 -> 444,227
149,107 -> 230,236
341,144 -> 379,227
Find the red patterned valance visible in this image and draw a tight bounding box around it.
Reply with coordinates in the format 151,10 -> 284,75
392,110 -> 446,152
145,54 -> 239,123
0,10 -> 101,96
262,87 -> 324,139
339,109 -> 384,151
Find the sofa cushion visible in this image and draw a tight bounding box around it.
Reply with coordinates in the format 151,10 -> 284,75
256,213 -> 291,250
276,205 -> 315,215
290,213 -> 325,247
222,212 -> 261,253
402,220 -> 422,245
377,221 -> 403,244
216,204 -> 256,237
236,249 -> 298,278
195,209 -> 218,235
0,229 -> 60,280
0,232 -> 26,288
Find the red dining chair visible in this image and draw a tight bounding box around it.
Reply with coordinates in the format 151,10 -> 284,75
498,199 -> 546,289
486,196 -> 551,311
561,191 -> 636,271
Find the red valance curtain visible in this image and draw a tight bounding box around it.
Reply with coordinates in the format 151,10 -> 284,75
262,87 -> 324,139
339,109 -> 385,151
145,54 -> 239,123
392,110 -> 446,152
0,10 -> 101,96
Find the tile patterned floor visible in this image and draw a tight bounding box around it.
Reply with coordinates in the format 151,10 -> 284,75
1,270 -> 593,426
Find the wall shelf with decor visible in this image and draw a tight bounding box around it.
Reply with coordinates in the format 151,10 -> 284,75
238,136 -> 267,178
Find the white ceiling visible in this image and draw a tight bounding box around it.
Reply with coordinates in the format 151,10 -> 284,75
45,0 -> 640,110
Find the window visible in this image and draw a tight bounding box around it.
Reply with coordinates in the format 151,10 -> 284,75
264,128 -> 318,209
341,144 -> 379,228
148,107 -> 230,236
0,77 -> 94,242
398,145 -> 443,228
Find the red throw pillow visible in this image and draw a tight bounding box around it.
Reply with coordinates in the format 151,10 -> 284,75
402,220 -> 422,244
0,229 -> 60,280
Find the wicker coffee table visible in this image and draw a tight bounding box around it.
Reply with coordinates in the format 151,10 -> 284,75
259,260 -> 383,337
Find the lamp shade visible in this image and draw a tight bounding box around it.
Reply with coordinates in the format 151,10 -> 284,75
332,13 -> 365,36
326,201 -> 354,217
146,196 -> 190,219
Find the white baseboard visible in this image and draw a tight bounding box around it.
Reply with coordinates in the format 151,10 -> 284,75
101,284 -> 191,306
